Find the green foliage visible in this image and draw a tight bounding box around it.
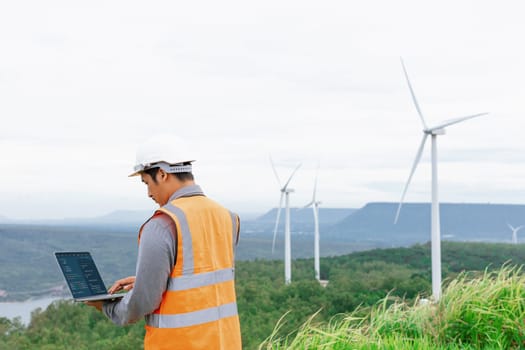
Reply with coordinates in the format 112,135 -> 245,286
0,301 -> 144,350
262,265 -> 525,349
3,241 -> 525,349
235,256 -> 431,349
440,265 -> 525,348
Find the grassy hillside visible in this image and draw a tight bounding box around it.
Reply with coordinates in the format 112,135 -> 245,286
261,265 -> 525,349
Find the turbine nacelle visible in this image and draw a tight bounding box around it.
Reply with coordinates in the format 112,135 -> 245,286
507,223 -> 524,244
508,224 -> 524,232
424,128 -> 445,136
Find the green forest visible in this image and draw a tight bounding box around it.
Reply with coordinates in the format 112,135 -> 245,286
2,241 -> 525,349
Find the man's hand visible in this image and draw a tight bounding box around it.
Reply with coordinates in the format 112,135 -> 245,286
108,276 -> 136,294
84,301 -> 104,311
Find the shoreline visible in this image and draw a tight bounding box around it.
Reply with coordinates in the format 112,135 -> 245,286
0,296 -> 64,325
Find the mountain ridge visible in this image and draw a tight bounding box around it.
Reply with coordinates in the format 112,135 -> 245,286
331,202 -> 525,244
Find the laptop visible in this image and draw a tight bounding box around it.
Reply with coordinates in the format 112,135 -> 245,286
55,251 -> 125,302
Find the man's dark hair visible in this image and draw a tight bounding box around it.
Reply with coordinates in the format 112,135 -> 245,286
143,162 -> 194,183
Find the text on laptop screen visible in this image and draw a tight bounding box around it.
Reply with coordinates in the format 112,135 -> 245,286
56,252 -> 107,298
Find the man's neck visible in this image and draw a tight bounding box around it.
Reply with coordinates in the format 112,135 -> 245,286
169,180 -> 195,196
175,180 -> 195,191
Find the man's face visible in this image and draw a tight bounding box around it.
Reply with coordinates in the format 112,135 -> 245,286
141,172 -> 168,206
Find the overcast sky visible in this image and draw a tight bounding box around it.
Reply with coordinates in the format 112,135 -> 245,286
1,1 -> 524,220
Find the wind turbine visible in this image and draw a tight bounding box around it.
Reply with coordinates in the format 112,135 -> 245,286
270,157 -> 301,285
304,166 -> 321,282
507,223 -> 524,244
394,58 -> 488,301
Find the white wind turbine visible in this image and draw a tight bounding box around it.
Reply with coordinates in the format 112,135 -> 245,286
304,166 -> 321,282
271,158 -> 301,285
394,58 -> 488,301
507,223 -> 524,244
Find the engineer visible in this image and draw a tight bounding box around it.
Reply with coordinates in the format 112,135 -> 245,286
86,137 -> 242,349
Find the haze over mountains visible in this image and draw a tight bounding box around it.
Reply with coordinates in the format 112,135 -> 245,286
0,210 -> 151,226
3,202 -> 524,247
256,208 -> 354,225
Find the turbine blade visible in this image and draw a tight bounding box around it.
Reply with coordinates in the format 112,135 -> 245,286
269,155 -> 282,187
507,223 -> 515,231
394,134 -> 428,224
272,193 -> 284,253
313,163 -> 319,202
428,113 -> 489,132
303,200 -> 314,209
401,57 -> 427,129
283,163 -> 302,190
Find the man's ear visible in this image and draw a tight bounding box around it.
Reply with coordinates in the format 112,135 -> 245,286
157,168 -> 168,182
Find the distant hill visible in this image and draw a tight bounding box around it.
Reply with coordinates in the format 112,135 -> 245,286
256,207 -> 356,225
3,210 -> 153,227
7,210 -> 264,226
332,202 -> 525,244
81,210 -> 152,225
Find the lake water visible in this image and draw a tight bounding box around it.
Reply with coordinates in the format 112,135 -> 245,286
0,297 -> 63,325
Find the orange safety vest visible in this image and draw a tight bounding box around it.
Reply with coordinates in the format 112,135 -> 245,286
138,190 -> 241,350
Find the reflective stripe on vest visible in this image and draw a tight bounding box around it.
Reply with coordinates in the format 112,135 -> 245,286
167,268 -> 234,291
230,211 -> 239,259
146,302 -> 238,329
163,202 -> 194,274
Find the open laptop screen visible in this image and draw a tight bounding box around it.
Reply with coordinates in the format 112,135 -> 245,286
55,252 -> 108,299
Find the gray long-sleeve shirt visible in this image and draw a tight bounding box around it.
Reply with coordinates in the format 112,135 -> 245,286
103,213 -> 176,325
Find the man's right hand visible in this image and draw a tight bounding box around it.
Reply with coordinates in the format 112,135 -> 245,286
108,276 -> 136,294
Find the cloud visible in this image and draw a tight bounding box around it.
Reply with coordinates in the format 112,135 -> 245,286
0,1 -> 524,219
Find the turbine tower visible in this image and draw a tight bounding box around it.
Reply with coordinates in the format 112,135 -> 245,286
270,157 -> 301,285
507,223 -> 524,244
394,58 -> 488,301
304,166 -> 322,282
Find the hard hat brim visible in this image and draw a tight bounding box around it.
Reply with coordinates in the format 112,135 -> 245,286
128,170 -> 142,177
128,160 -> 195,177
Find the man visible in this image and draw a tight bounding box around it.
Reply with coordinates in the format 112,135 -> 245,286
86,138 -> 242,349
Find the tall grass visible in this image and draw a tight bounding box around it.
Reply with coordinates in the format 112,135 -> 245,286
260,264 -> 525,349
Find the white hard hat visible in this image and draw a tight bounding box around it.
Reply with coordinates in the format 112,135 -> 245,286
129,135 -> 195,177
